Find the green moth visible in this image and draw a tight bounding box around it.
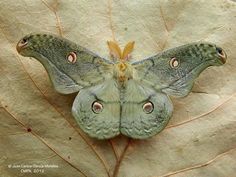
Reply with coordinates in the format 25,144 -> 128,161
16,33 -> 227,139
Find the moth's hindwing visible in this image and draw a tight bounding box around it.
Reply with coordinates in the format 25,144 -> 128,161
120,80 -> 173,139
72,79 -> 120,139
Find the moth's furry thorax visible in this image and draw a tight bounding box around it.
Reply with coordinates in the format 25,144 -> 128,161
113,61 -> 134,85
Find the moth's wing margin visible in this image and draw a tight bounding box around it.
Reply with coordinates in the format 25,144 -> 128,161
17,33 -> 114,94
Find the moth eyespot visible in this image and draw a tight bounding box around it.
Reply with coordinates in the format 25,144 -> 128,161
216,47 -> 223,55
67,52 -> 77,63
142,101 -> 154,114
18,38 -> 28,48
169,57 -> 179,68
216,47 -> 226,58
92,101 -> 103,114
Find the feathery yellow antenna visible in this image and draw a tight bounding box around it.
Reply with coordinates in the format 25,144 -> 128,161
107,41 -> 122,59
107,40 -> 135,61
122,41 -> 135,60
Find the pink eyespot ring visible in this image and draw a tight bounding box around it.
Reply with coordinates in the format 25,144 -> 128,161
67,52 -> 77,63
142,101 -> 154,114
92,101 -> 103,114
19,38 -> 28,47
216,47 -> 227,64
16,38 -> 28,52
169,57 -> 179,68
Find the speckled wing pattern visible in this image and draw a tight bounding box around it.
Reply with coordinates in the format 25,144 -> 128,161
16,34 -> 226,139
